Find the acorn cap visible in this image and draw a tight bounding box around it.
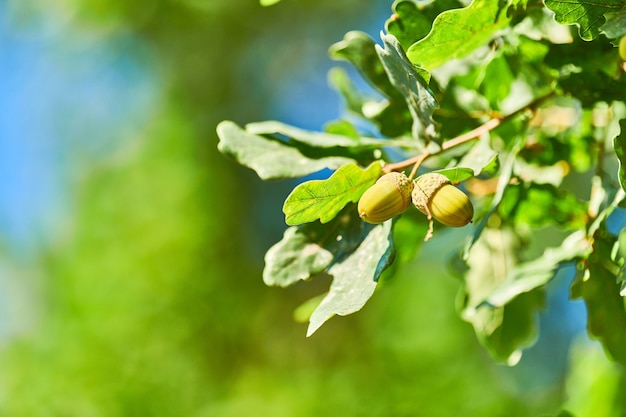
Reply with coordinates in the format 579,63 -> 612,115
412,173 -> 474,227
358,172 -> 413,224
412,173 -> 450,215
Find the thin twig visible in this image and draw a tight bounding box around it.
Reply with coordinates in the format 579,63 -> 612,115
382,91 -> 556,175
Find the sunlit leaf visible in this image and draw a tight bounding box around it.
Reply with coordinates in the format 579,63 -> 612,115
457,134 -> 499,176
375,33 -> 438,141
263,227 -> 333,287
264,206 -> 363,287
406,0 -> 513,69
545,0 -> 625,41
216,121 -> 355,180
283,162 -> 382,225
307,220 -> 394,336
245,120 -> 392,149
434,167 -> 475,183
385,0 -> 464,51
323,119 -> 361,138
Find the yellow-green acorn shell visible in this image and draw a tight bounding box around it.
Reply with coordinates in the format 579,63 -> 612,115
358,172 -> 413,224
412,173 -> 473,227
620,35 -> 626,61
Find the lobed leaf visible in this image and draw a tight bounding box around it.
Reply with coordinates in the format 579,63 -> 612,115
385,0 -> 465,51
264,206 -> 363,287
545,0 -> 625,41
245,120 -> 392,150
601,9 -> 626,38
216,121 -> 355,180
375,33 -> 438,141
263,227 -> 334,287
406,0 -> 512,70
283,162 -> 382,225
307,220 -> 395,336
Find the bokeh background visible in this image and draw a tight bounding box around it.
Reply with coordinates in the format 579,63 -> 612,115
1,0 -> 624,416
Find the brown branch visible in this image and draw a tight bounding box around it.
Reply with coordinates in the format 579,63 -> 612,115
382,91 -> 556,178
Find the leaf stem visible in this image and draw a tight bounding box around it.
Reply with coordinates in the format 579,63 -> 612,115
384,91 -> 556,179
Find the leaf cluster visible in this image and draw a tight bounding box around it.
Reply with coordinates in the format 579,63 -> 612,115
219,0 -> 626,367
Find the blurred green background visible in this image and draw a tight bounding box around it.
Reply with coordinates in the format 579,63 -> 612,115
1,0 -> 624,416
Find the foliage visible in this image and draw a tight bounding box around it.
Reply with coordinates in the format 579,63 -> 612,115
218,0 -> 626,370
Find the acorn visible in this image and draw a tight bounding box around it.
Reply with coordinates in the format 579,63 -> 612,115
620,35 -> 626,61
412,173 -> 473,227
358,172 -> 414,224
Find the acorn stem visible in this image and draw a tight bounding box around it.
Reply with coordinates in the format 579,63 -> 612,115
382,91 -> 556,175
408,153 -> 428,180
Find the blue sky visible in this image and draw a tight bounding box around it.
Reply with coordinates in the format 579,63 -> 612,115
0,3 -> 156,259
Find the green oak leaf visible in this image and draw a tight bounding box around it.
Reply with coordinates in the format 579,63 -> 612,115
460,227 -> 545,365
572,228 -> 626,366
434,167 -> 475,183
385,0 -> 464,51
216,121 -> 355,180
327,66 -> 414,138
263,227 -> 333,287
406,0 -> 512,70
323,119 -> 360,138
434,133 -> 499,184
307,220 -> 395,336
601,9 -> 626,38
475,231 -> 591,308
264,206 -> 363,287
545,0 -> 625,41
283,162 -> 382,225
329,31 -> 400,100
245,120 -> 393,149
464,138 -> 524,258
375,33 -> 438,141
613,119 -> 626,192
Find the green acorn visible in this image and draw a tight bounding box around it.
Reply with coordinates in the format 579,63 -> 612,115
620,35 -> 626,62
358,172 -> 414,224
412,173 -> 473,227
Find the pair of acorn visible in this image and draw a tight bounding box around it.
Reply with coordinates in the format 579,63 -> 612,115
358,171 -> 474,227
